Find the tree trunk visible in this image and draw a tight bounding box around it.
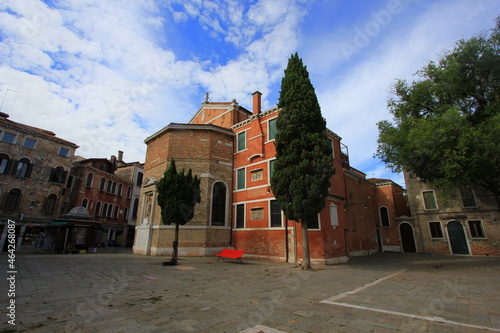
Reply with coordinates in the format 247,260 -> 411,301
301,219 -> 312,270
172,222 -> 180,263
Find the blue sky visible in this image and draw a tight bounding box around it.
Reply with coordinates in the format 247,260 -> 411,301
0,0 -> 499,187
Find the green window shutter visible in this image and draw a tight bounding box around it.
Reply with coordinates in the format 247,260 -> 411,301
237,168 -> 245,190
237,132 -> 246,151
268,118 -> 277,141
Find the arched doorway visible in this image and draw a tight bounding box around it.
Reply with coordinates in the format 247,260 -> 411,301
399,223 -> 416,252
447,221 -> 469,254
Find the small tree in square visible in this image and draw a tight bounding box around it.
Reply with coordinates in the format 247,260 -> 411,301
271,53 -> 335,270
156,159 -> 201,265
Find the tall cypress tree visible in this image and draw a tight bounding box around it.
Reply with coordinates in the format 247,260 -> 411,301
157,159 -> 201,265
271,53 -> 335,270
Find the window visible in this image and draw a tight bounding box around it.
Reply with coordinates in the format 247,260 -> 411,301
43,194 -> 57,214
379,207 -> 390,227
236,204 -> 245,228
268,118 -> 277,141
111,181 -> 117,194
237,131 -> 246,152
49,166 -> 67,184
270,200 -> 282,227
237,168 -> 245,190
269,159 -> 276,181
5,188 -> 21,211
117,184 -> 123,196
103,203 -> 108,217
126,187 -> 132,198
1,132 -> 16,143
12,158 -> 32,178
99,178 -> 106,191
429,222 -> 443,238
0,154 -> 12,174
82,198 -> 88,208
136,172 -> 143,186
422,191 -> 438,210
468,220 -> 485,238
107,204 -> 113,217
308,215 -> 320,229
123,207 -> 129,220
328,138 -> 335,158
211,182 -> 226,226
106,180 -> 112,192
113,205 -> 119,219
460,189 -> 477,207
58,147 -> 69,157
86,173 -> 94,188
95,202 -> 101,217
23,137 -> 37,149
132,198 -> 139,218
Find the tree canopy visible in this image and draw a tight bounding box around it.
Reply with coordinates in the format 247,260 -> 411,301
271,52 -> 335,269
156,159 -> 201,263
375,18 -> 500,197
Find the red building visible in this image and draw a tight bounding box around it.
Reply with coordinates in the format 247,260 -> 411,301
134,92 -> 409,264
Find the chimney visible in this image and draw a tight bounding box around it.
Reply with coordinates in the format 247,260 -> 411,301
252,91 -> 262,114
118,150 -> 124,162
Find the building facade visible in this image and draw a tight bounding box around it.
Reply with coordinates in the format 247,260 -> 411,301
0,112 -> 79,251
404,171 -> 500,256
134,92 -> 409,264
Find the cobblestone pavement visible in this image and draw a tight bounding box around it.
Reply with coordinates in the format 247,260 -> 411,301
1,250 -> 500,332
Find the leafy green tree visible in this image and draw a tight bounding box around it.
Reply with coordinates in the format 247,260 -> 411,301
376,18 -> 500,199
156,159 -> 201,264
271,53 -> 335,270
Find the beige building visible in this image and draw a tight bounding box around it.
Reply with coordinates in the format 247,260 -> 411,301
0,112 -> 78,251
404,171 -> 500,256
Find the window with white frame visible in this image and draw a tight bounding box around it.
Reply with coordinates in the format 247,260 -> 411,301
268,118 -> 277,141
422,190 -> 438,210
237,131 -> 246,152
468,220 -> 485,238
429,222 -> 443,238
236,204 -> 245,228
237,168 -> 245,190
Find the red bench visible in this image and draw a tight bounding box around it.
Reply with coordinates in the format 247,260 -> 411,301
216,249 -> 244,263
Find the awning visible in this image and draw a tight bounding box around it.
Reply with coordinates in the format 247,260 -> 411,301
48,221 -> 69,227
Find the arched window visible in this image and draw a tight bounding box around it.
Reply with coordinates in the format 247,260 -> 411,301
13,158 -> 32,178
117,184 -> 123,196
106,180 -> 112,193
86,173 -> 94,188
82,198 -> 88,208
95,202 -> 101,217
43,194 -> 58,214
5,188 -> 21,211
107,204 -> 113,217
113,205 -> 119,219
126,187 -> 132,198
123,207 -> 129,220
211,181 -> 227,226
49,166 -> 67,184
0,153 -> 12,174
380,207 -> 390,227
111,181 -> 117,194
99,178 -> 106,191
103,203 -> 108,217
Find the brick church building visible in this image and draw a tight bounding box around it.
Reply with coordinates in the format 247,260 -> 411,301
133,92 -> 409,264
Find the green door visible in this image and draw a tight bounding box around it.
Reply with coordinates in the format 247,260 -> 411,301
447,221 -> 469,254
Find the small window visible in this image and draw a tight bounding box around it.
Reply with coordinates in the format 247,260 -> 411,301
58,147 -> 70,157
99,178 -> 106,191
0,154 -> 12,174
307,214 -> 320,230
236,204 -> 245,228
1,132 -> 16,143
237,168 -> 245,190
49,166 -> 67,184
43,194 -> 58,214
5,188 -> 21,211
136,172 -> 143,186
82,198 -> 88,208
468,220 -> 485,238
111,181 -> 117,194
12,158 -> 32,178
113,205 -> 119,219
268,118 -> 277,141
95,202 -> 102,217
23,138 -> 37,149
422,191 -> 438,210
117,184 -> 123,196
379,207 -> 390,227
106,180 -> 112,193
237,131 -> 246,152
270,200 -> 282,228
460,189 -> 477,208
123,207 -> 129,220
86,173 -> 94,188
328,138 -> 335,158
429,222 -> 443,238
